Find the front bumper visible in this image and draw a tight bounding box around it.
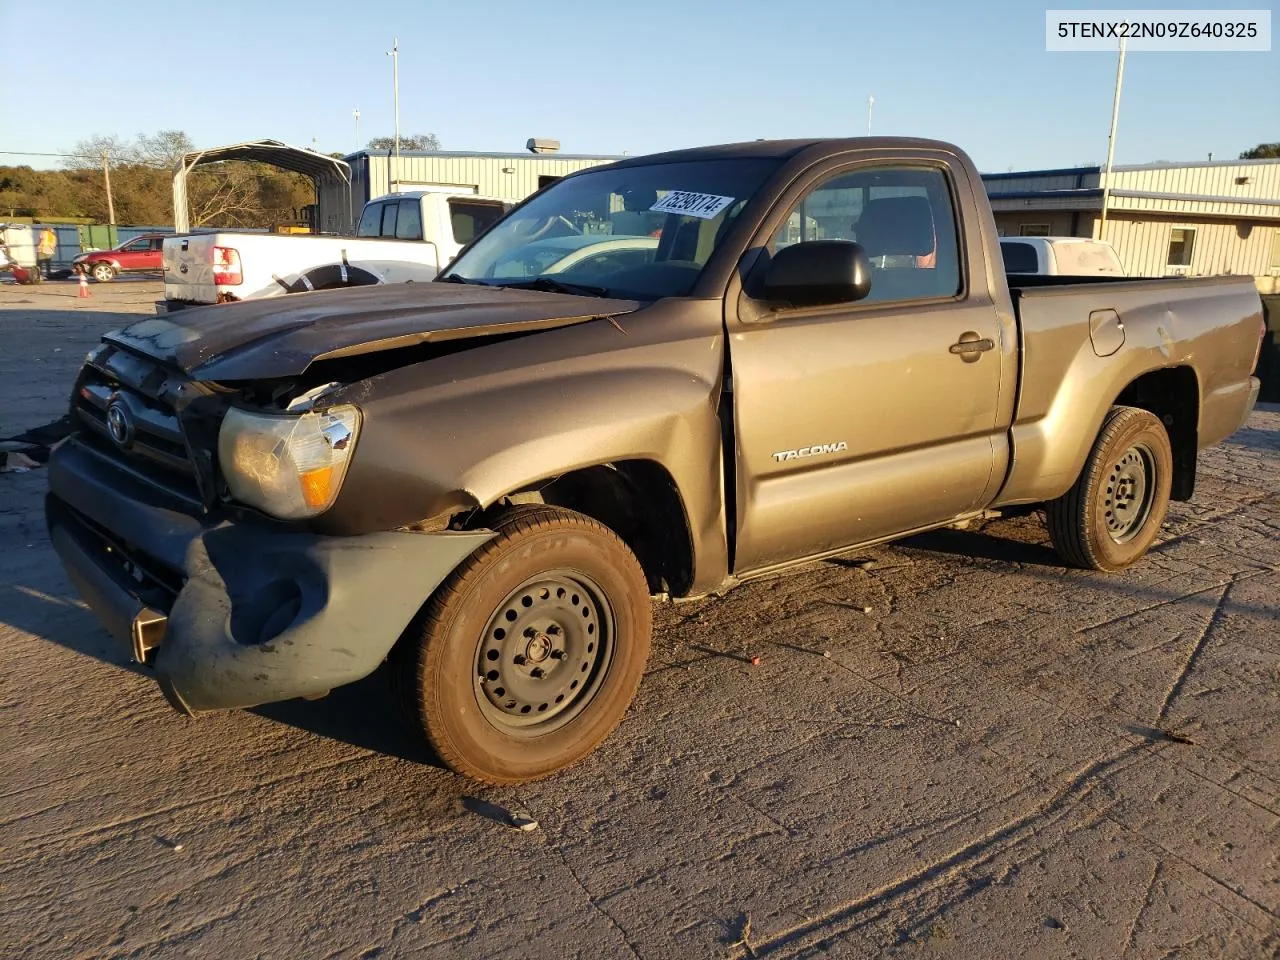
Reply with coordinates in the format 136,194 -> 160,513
46,440 -> 492,713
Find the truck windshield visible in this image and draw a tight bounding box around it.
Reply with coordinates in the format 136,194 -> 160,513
443,158 -> 781,299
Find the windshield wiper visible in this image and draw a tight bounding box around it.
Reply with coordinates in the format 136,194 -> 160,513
500,277 -> 611,298
439,273 -> 486,285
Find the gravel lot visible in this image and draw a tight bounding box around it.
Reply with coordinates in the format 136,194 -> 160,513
2,280 -> 1278,959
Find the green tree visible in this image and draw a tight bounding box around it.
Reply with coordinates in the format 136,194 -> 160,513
1239,142 -> 1280,159
366,133 -> 441,151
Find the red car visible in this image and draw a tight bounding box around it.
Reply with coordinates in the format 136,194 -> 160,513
73,233 -> 166,282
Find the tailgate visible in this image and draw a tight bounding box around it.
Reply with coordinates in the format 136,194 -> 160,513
163,235 -> 217,304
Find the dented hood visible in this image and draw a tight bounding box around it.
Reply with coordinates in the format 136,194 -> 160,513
105,282 -> 641,380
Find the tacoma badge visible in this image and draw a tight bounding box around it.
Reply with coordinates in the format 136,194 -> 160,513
772,441 -> 848,463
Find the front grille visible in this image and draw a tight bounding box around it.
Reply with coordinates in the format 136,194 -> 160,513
73,345 -> 203,503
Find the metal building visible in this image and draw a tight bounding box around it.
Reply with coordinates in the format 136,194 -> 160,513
316,149 -> 617,235
982,158 -> 1280,293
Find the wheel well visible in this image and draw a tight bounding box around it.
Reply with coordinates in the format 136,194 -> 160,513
481,461 -> 695,596
288,264 -> 380,293
1114,366 -> 1199,501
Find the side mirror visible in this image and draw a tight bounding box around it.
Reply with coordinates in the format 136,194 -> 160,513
762,240 -> 872,307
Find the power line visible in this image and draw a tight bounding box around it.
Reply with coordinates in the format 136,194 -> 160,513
0,150 -> 105,160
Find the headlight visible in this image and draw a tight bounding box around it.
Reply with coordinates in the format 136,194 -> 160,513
217,405 -> 361,519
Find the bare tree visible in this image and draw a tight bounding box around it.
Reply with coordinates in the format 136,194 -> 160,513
187,163 -> 263,227
366,133 -> 441,151
68,134 -> 134,168
135,130 -> 197,169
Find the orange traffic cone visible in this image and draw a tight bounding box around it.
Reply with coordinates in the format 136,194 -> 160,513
78,271 -> 90,298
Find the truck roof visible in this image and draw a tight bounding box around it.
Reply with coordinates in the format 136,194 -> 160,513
607,137 -> 965,168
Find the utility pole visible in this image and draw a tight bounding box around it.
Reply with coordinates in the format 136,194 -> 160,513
867,95 -> 874,136
1098,36 -> 1127,237
353,107 -> 361,151
387,38 -> 400,187
101,150 -> 116,225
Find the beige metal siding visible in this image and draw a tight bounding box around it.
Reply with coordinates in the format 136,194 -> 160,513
1099,213 -> 1280,280
1108,161 -> 1280,203
368,154 -> 613,203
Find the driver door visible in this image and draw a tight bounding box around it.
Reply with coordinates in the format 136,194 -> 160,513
115,238 -> 149,270
729,161 -> 1008,574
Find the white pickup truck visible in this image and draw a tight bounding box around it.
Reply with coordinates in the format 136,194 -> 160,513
999,235 -> 1125,277
157,191 -> 510,313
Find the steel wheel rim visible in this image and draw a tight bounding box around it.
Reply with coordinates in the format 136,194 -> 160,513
474,571 -> 615,736
1103,442 -> 1155,543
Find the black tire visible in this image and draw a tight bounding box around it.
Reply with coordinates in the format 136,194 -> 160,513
1046,405 -> 1173,571
394,505 -> 652,784
90,262 -> 115,283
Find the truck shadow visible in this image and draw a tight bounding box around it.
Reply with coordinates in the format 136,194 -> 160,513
249,671 -> 449,769
899,525 -> 1064,567
1221,419 -> 1279,454
0,565 -> 446,769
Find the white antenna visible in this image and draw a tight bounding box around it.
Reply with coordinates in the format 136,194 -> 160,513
867,95 -> 875,136
353,107 -> 361,151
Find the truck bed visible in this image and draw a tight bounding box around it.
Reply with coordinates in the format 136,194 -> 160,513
998,273 -> 1263,505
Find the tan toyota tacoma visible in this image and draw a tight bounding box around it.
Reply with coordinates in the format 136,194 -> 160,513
46,138 -> 1265,784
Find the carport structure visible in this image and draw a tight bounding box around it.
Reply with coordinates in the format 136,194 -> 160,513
172,139 -> 353,234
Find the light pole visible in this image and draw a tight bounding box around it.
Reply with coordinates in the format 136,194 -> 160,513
386,38 -> 400,186
867,95 -> 874,136
1099,36 -> 1127,237
353,107 -> 361,151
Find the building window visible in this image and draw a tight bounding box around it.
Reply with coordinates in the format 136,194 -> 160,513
1167,227 -> 1195,267
1019,223 -> 1051,237
1270,230 -> 1280,269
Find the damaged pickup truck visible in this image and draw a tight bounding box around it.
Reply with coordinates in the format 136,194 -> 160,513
47,138 -> 1265,784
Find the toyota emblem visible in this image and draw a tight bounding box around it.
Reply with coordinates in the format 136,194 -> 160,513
105,399 -> 135,449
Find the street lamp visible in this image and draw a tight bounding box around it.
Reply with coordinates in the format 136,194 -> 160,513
1099,36 -> 1128,237
386,38 -> 401,187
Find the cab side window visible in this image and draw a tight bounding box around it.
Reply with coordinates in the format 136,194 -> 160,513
356,202 -> 383,237
380,202 -> 399,238
770,166 -> 962,304
395,200 -> 423,240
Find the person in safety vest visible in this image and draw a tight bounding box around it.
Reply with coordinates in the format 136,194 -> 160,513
36,224 -> 57,280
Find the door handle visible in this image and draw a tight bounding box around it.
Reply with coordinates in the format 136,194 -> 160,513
949,333 -> 995,362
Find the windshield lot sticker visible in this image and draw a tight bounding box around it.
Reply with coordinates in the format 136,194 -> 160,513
649,192 -> 736,220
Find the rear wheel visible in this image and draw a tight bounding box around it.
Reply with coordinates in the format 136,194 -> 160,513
1046,405 -> 1173,571
90,262 -> 115,283
393,505 -> 652,784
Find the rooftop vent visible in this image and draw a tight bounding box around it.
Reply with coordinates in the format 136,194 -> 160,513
526,138 -> 561,155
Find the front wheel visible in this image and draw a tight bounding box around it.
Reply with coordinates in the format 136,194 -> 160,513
90,262 -> 115,283
1046,405 -> 1173,571
394,506 -> 652,784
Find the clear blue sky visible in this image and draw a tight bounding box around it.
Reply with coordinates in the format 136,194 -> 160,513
0,0 -> 1275,172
